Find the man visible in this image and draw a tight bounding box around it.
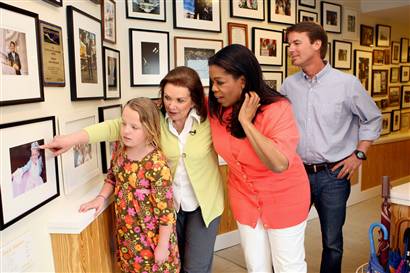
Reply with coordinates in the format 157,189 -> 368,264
8,41 -> 21,75
281,22 -> 381,273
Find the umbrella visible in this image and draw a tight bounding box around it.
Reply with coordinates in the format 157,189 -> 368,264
388,219 -> 410,273
377,176 -> 391,269
368,222 -> 388,273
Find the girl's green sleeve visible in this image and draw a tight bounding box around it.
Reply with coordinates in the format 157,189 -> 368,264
84,118 -> 121,143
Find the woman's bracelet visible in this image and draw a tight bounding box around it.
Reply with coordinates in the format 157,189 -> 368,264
96,194 -> 106,201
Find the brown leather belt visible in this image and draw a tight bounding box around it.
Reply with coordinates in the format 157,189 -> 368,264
303,161 -> 340,174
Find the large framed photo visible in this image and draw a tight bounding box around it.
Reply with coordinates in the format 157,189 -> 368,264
298,9 -> 318,23
360,25 -> 373,47
342,8 -> 358,41
354,50 -> 372,95
388,86 -> 401,109
126,0 -> 166,22
268,0 -> 296,25
0,3 -> 44,106
320,1 -> 341,34
381,112 -> 391,135
400,38 -> 409,63
174,0 -> 221,32
103,46 -> 121,99
333,40 -> 352,70
376,24 -> 391,47
391,110 -> 401,131
391,41 -> 400,64
285,45 -> 300,77
263,71 -> 283,91
402,85 -> 410,109
129,29 -> 169,86
372,69 -> 389,97
102,0 -> 116,44
227,22 -> 249,47
39,21 -> 65,87
230,0 -> 265,21
401,66 -> 410,83
298,0 -> 315,8
390,67 -> 399,83
252,28 -> 283,66
0,116 -> 59,230
175,36 -> 223,87
67,6 -> 104,100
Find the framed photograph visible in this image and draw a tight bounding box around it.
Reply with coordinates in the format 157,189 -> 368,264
98,104 -> 122,173
391,110 -> 401,131
230,0 -> 265,21
67,6 -> 104,100
39,20 -> 65,87
360,25 -> 373,47
401,66 -> 410,82
320,1 -> 341,34
372,69 -> 389,97
298,0 -> 315,8
354,50 -> 372,95
175,36 -> 223,87
41,0 -> 63,7
333,40 -> 352,70
390,67 -> 399,83
174,0 -> 221,32
285,45 -> 300,77
402,85 -> 410,109
268,0 -> 296,25
59,111 -> 100,195
298,9 -> 318,23
0,116 -> 59,230
101,0 -> 116,44
376,24 -> 391,47
372,49 -> 385,66
0,3 -> 44,106
263,71 -> 283,91
129,28 -> 169,86
103,46 -> 121,99
126,0 -> 166,22
400,38 -> 409,63
400,110 -> 410,132
391,41 -> 400,64
324,42 -> 331,65
342,8 -> 358,41
388,86 -> 401,109
252,27 -> 283,66
384,48 -> 391,65
381,112 -> 391,135
227,22 -> 249,47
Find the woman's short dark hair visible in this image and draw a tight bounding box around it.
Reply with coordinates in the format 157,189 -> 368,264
159,66 -> 207,122
208,44 -> 285,139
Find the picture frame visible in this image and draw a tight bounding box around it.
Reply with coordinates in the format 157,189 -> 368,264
354,50 -> 372,95
360,25 -> 374,47
41,0 -> 63,7
126,0 -> 166,22
268,0 -> 297,25
400,38 -> 409,63
285,45 -> 300,77
384,48 -> 391,65
401,66 -> 410,83
98,104 -> 122,173
230,0 -> 265,21
227,22 -> 249,47
324,42 -> 331,65
103,46 -> 121,99
400,109 -> 410,132
174,0 -> 221,32
0,116 -> 59,230
298,0 -> 315,8
342,8 -> 358,41
298,9 -> 318,23
67,6 -> 104,100
390,67 -> 399,83
388,86 -> 401,109
0,3 -> 44,106
391,110 -> 401,131
376,24 -> 391,47
391,41 -> 400,64
263,71 -> 283,91
39,20 -> 65,87
381,112 -> 391,135
402,85 -> 410,109
320,1 -> 342,34
252,27 -> 283,66
101,0 -> 116,44
174,36 -> 223,87
333,40 -> 352,70
89,0 -> 101,4
129,28 -> 169,86
372,49 -> 385,66
372,69 -> 389,97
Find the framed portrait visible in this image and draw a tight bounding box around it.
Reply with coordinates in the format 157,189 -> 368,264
103,46 -> 121,99
252,28 -> 283,66
381,112 -> 391,135
174,36 -> 223,86
0,116 -> 59,230
263,71 -> 283,91
401,66 -> 410,83
342,8 -> 358,41
354,50 -> 372,95
230,0 -> 265,21
376,24 -> 391,47
268,0 -> 296,25
129,28 -> 169,86
372,49 -> 385,66
98,104 -> 122,173
402,85 -> 410,109
298,9 -> 318,23
360,25 -> 373,47
285,45 -> 300,77
101,0 -> 116,44
390,67 -> 399,83
372,69 -> 389,97
126,0 -> 166,22
324,42 -> 331,65
388,86 -> 401,109
391,41 -> 400,64
400,38 -> 409,63
59,111 -> 100,195
0,3 -> 44,106
298,0 -> 315,8
333,40 -> 352,70
174,0 -> 221,32
391,110 -> 401,131
67,6 -> 104,100
320,1 -> 341,34
39,21 -> 65,87
227,22 -> 249,47
41,0 -> 63,7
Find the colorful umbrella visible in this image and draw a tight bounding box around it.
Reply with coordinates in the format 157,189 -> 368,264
368,222 -> 388,273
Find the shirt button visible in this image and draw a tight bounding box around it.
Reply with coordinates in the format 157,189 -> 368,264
181,153 -> 186,158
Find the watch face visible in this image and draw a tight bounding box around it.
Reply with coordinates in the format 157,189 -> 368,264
356,151 -> 365,159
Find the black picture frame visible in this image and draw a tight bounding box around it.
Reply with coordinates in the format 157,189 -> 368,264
402,85 -> 410,109
230,0 -> 265,21
354,50 -> 372,96
391,41 -> 400,64
360,24 -> 374,47
372,69 -> 389,97
298,0 -> 315,8
103,46 -> 121,99
381,112 -> 391,135
41,0 -> 63,7
390,67 -> 400,83
263,71 -> 283,91
400,38 -> 409,63
391,110 -> 401,132
298,9 -> 318,23
388,86 -> 401,110
174,0 -> 221,32
101,0 -> 116,44
252,27 -> 283,66
401,66 -> 410,83
320,1 -> 342,34
126,0 -> 166,22
375,24 -> 391,47
333,40 -> 352,70
268,0 -> 297,25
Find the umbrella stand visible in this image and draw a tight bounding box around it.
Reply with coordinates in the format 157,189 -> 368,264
368,222 -> 389,273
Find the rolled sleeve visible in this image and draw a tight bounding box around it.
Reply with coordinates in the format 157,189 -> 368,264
84,118 -> 121,144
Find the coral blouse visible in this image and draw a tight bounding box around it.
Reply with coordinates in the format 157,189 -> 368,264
209,99 -> 310,229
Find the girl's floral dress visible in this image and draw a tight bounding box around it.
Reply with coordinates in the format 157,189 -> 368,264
106,142 -> 180,273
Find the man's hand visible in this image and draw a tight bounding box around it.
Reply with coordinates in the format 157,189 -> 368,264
332,154 -> 362,179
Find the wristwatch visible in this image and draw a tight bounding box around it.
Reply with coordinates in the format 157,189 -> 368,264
354,150 -> 367,160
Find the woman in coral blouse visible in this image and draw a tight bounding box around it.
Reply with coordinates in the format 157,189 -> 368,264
208,44 -> 310,273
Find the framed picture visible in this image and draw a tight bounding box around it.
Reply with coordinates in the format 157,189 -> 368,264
400,110 -> 410,132
333,40 -> 352,70
298,9 -> 318,23
0,116 -> 59,230
391,110 -> 401,131
324,42 -> 331,65
372,69 -> 389,97
354,50 -> 372,95
227,22 -> 249,47
0,3 -> 44,106
372,49 -> 385,66
263,71 -> 283,91
400,38 -> 409,63
59,111 -> 100,195
381,112 -> 391,135
388,86 -> 401,109
252,27 -> 283,66
390,67 -> 399,83
174,0 -> 221,32
89,0 -> 101,3
391,41 -> 400,64
103,46 -> 121,99
101,0 -> 116,44
285,45 -> 300,77
298,0 -> 315,8
175,36 -> 223,87
126,0 -> 166,22
342,8 -> 358,41
230,0 -> 265,21
39,20 -> 65,87
41,0 -> 63,7
320,1 -> 341,34
402,85 -> 410,109
67,6 -> 104,100
376,24 -> 391,47
384,49 -> 391,65
401,66 -> 410,82
98,104 -> 122,173
360,25 -> 373,47
268,0 -> 296,25
129,29 -> 169,86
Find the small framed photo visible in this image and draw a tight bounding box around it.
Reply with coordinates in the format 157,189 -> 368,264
103,46 -> 121,99
372,69 -> 389,97
372,49 -> 385,66
401,110 -> 410,132
390,67 -> 399,83
384,49 -> 391,65
402,85 -> 410,109
400,38 -> 409,63
98,104 -> 122,173
320,1 -> 342,34
375,24 -> 391,47
333,40 -> 352,70
42,0 -> 63,7
298,0 -> 315,8
268,0 -> 296,25
1,116 -> 59,230
175,36 -> 223,86
360,25 -> 374,47
354,50 -> 372,95
126,0 -> 166,22
298,9 -> 318,23
381,112 -> 391,135
227,22 -> 249,47
129,28 -> 169,86
174,0 -> 221,32
263,71 -> 283,91
388,86 -> 401,109
101,0 -> 116,44
230,0 -> 265,21
324,42 -> 331,65
391,41 -> 400,64
401,66 -> 410,82
252,27 -> 283,66
342,8 -> 358,41
391,110 -> 401,131
285,45 -> 300,77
